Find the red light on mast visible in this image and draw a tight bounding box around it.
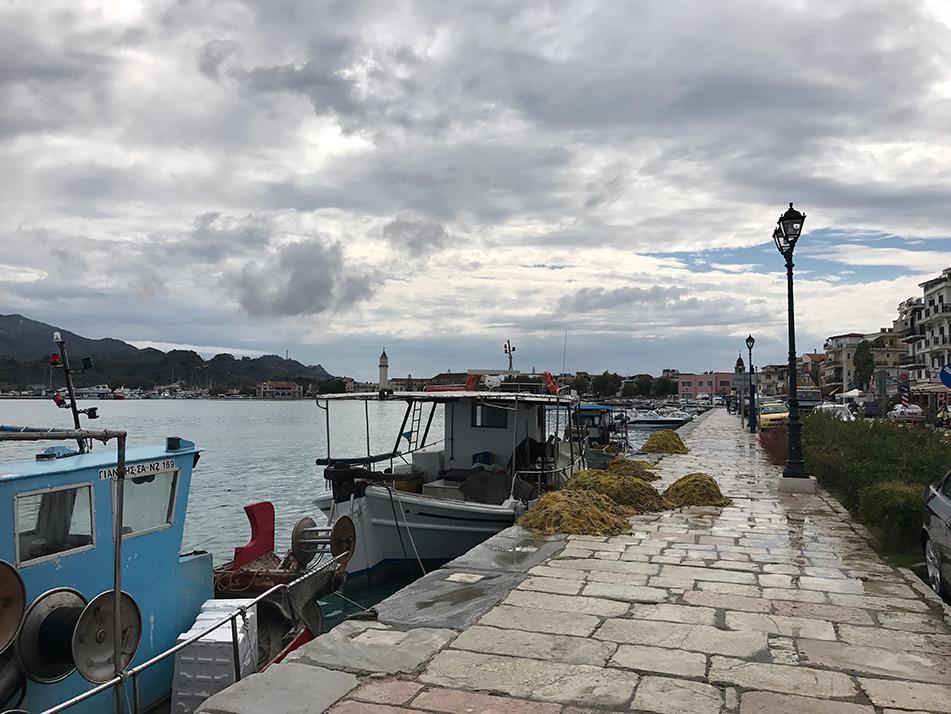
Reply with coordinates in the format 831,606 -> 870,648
50,354 -> 60,366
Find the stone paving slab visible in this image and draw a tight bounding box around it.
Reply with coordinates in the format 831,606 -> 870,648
196,663 -> 358,714
199,409 -> 951,714
420,649 -> 640,707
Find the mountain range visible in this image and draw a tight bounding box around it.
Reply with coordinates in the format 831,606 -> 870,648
0,314 -> 334,391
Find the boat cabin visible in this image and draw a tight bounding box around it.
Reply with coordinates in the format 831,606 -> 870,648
0,433 -> 212,714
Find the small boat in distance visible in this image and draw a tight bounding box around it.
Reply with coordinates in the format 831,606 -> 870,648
625,409 -> 693,429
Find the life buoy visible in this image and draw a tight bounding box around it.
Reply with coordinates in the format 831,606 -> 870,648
542,371 -> 559,395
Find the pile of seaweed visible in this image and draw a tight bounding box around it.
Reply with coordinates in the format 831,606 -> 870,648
663,473 -> 733,507
564,469 -> 668,511
607,456 -> 660,481
641,429 -> 688,454
518,490 -> 635,536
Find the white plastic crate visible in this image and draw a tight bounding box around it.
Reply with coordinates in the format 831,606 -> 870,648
170,598 -> 258,714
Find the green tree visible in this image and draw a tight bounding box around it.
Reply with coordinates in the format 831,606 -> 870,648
853,340 -> 875,390
591,371 -> 623,398
570,375 -> 589,394
620,382 -> 637,398
651,376 -> 678,397
316,378 -> 347,394
634,375 -> 653,396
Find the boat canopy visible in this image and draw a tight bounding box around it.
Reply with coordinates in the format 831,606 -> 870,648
316,390 -> 574,405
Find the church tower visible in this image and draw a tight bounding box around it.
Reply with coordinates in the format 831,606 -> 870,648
379,349 -> 389,391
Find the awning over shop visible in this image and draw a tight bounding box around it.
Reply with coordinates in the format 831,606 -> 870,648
912,383 -> 950,394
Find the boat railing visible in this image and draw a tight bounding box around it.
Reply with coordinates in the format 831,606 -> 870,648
38,552 -> 349,714
514,453 -> 584,493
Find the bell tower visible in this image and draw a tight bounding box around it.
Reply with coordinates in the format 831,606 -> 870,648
379,349 -> 389,391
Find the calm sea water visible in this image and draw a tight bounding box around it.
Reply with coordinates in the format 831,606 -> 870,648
0,397 -> 656,624
0,397 -> 440,562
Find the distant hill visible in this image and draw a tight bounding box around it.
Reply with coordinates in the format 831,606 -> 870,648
0,314 -> 140,361
0,314 -> 334,390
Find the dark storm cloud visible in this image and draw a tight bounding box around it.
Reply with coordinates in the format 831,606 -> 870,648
156,212 -> 277,264
197,40 -> 242,79
233,238 -> 378,317
382,214 -> 448,257
0,7 -> 121,139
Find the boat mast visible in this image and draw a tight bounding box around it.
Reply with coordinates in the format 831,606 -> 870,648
51,332 -> 100,453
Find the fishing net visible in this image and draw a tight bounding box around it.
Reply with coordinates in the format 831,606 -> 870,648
607,457 -> 660,481
663,472 -> 733,507
641,429 -> 688,454
564,470 -> 669,511
518,490 -> 635,536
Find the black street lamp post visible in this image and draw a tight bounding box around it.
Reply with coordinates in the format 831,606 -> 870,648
773,203 -> 809,478
746,334 -> 756,434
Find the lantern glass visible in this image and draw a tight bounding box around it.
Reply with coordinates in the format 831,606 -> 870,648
746,334 -> 755,351
778,202 -> 805,241
773,226 -> 788,254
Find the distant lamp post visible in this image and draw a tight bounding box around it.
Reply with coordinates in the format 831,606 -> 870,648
773,203 -> 809,479
746,334 -> 756,434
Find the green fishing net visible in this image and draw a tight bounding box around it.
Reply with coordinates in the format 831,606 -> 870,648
641,429 -> 688,454
564,469 -> 669,511
663,472 -> 733,507
518,490 -> 635,536
607,456 -> 660,481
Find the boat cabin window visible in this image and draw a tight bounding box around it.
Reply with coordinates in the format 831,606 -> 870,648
122,468 -> 179,537
472,403 -> 508,429
15,483 -> 95,565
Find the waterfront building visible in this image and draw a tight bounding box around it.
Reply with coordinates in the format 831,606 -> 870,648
897,297 -> 926,382
677,372 -> 735,401
918,268 -> 951,378
822,333 -> 865,393
757,364 -> 786,397
800,353 -> 826,387
257,381 -> 303,398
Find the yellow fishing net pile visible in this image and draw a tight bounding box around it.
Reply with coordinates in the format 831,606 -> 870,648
641,429 -> 688,454
663,473 -> 733,507
517,490 -> 635,536
607,457 -> 660,482
564,470 -> 668,511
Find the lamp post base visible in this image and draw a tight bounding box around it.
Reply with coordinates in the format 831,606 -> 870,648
778,474 -> 817,494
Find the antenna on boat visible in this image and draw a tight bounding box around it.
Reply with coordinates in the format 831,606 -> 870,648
51,332 -> 100,453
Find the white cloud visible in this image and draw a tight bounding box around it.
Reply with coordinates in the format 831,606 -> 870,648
1,0 -> 950,376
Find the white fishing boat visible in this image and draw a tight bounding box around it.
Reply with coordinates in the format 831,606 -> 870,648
313,385 -> 583,583
626,409 -> 693,429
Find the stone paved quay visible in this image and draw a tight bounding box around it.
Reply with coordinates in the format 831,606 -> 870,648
198,408 -> 951,714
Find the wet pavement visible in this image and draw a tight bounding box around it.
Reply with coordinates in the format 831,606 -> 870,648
197,408 -> 951,714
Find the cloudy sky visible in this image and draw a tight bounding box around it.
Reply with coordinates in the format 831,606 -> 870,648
3,0 -> 951,381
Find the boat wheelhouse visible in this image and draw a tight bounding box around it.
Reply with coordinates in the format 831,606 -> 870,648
0,429 -> 211,714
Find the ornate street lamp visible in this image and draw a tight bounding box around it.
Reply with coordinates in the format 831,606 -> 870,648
774,203 -> 809,478
746,334 -> 756,434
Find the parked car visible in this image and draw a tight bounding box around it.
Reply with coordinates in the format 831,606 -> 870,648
888,404 -> 925,422
923,469 -> 951,596
860,402 -> 883,418
758,402 -> 789,429
813,403 -> 855,421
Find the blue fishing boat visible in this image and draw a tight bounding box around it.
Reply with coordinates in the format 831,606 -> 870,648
0,334 -> 352,714
0,429 -> 212,713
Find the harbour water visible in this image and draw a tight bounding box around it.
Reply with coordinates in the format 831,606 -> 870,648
0,397 -> 659,626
